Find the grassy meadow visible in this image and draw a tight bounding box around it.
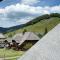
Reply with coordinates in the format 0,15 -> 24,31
0,48 -> 24,60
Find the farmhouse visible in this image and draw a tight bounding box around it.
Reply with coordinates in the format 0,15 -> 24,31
18,24 -> 60,60
18,32 -> 40,50
13,32 -> 40,50
0,33 -> 6,48
12,33 -> 23,43
6,38 -> 12,43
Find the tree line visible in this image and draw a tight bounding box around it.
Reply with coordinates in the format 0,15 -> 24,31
25,13 -> 60,26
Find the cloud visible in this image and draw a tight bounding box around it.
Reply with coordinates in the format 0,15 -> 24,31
51,6 -> 60,13
0,9 -> 5,13
4,4 -> 41,15
2,4 -> 60,15
0,3 -> 60,27
20,0 -> 40,5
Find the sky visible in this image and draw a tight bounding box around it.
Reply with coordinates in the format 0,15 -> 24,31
0,0 -> 60,27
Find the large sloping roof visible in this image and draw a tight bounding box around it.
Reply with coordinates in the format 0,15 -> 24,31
6,38 -> 12,42
19,32 -> 40,45
13,32 -> 40,44
0,33 -> 6,39
22,32 -> 40,40
18,24 -> 60,60
12,33 -> 23,43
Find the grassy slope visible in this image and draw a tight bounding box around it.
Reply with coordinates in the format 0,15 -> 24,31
0,49 -> 24,60
5,17 -> 60,37
0,49 -> 24,58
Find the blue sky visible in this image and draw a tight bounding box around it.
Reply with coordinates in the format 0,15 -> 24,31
0,0 -> 60,27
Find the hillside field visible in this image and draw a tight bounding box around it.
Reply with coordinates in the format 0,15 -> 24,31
6,17 -> 60,37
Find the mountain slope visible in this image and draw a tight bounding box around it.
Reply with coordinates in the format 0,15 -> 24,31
15,17 -> 60,32
3,13 -> 60,33
6,17 -> 60,37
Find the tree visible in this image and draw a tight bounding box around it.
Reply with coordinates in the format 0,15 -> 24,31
8,33 -> 13,37
38,33 -> 42,38
44,27 -> 48,35
23,29 -> 27,34
50,13 -> 60,17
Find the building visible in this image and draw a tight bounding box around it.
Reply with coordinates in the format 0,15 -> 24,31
12,33 -> 23,43
13,32 -> 40,50
19,32 -> 40,50
0,33 -> 6,48
17,24 -> 60,60
6,38 -> 12,43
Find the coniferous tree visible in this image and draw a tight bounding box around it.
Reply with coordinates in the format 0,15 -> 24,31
44,27 -> 48,35
23,29 -> 27,34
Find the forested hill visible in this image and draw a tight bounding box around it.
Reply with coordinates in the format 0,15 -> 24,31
4,13 -> 60,37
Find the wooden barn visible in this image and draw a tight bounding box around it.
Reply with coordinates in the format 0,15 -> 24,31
13,32 -> 40,51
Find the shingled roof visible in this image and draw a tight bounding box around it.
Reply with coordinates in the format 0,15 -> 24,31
12,33 -> 23,43
22,32 -> 40,40
18,32 -> 40,45
13,32 -> 40,45
17,24 -> 60,60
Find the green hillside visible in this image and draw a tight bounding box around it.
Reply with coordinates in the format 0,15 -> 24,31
6,17 -> 60,37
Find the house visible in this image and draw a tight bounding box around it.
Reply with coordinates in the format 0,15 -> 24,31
12,33 -> 23,43
19,32 -> 40,50
13,32 -> 40,50
6,38 -> 13,43
17,24 -> 60,60
0,33 -> 6,48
